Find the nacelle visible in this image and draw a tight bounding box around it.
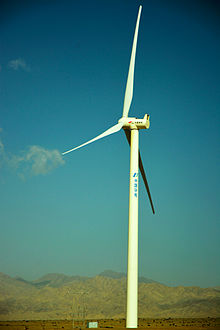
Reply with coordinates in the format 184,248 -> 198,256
118,114 -> 150,129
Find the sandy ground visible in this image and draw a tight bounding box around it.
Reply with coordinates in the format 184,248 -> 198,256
0,318 -> 220,330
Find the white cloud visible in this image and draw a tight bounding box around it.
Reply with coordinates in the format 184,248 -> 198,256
10,145 -> 65,177
0,140 -> 5,169
0,139 -> 4,155
0,130 -> 65,177
8,58 -> 31,72
0,129 -> 6,169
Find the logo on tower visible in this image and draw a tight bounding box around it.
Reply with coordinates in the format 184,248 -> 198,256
133,172 -> 138,197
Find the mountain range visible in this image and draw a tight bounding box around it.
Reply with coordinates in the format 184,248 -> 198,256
0,270 -> 219,320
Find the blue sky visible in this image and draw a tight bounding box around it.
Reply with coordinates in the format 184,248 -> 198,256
0,0 -> 219,288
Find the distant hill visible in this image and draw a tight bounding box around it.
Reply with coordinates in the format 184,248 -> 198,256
99,270 -> 126,279
213,286 -> 220,291
99,270 -> 158,284
0,271 -> 219,320
13,272 -> 89,288
32,273 -> 89,288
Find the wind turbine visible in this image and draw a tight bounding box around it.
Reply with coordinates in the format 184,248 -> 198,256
62,5 -> 155,328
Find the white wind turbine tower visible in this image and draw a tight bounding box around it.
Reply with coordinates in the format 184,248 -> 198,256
62,6 -> 155,328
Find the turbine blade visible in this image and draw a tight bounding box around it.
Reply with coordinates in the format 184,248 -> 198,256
124,128 -> 131,144
124,129 -> 155,214
122,5 -> 142,118
139,152 -> 155,214
62,122 -> 123,155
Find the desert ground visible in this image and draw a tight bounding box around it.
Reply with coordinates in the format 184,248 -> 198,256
0,318 -> 220,330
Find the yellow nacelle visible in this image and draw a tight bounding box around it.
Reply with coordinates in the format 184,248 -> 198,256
119,114 -> 150,129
